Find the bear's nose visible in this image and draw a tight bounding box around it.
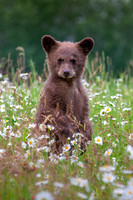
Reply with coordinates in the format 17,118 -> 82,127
63,70 -> 70,77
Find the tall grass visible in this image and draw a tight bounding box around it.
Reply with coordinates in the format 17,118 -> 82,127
0,53 -> 133,200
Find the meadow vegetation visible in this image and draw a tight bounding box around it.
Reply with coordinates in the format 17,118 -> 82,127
0,53 -> 133,200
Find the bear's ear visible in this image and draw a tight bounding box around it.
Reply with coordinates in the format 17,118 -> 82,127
41,35 -> 58,53
77,37 -> 94,55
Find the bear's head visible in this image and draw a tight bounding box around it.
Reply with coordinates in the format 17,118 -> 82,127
41,35 -> 94,80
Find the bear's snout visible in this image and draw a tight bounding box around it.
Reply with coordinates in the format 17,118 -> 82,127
57,66 -> 76,79
63,69 -> 71,78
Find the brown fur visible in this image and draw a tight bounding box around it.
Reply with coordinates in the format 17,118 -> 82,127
35,35 -> 94,153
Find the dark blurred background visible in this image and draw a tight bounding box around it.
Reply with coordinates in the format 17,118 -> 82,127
0,0 -> 133,75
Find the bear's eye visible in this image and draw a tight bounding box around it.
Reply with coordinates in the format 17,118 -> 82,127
70,59 -> 76,65
58,58 -> 64,64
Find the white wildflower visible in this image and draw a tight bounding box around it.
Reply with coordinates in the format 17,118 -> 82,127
99,165 -> 115,172
39,123 -> 46,131
27,138 -> 36,147
0,104 -> 5,112
94,136 -> 103,145
104,106 -> 111,113
104,148 -> 112,156
129,133 -> 133,140
77,192 -> 88,199
102,172 -> 116,183
62,144 -> 71,152
77,161 -> 84,168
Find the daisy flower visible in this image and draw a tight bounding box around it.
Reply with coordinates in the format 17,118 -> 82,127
109,101 -> 115,107
35,191 -> 54,200
73,132 -> 84,138
20,73 -> 29,80
25,150 -> 30,158
77,161 -> 84,168
7,142 -> 12,146
24,96 -> 29,101
36,173 -> 41,178
16,105 -> 23,110
104,106 -> 111,113
44,134 -> 49,139
54,182 -> 64,188
0,149 -> 5,157
38,135 -> 45,140
112,142 -> 117,147
71,155 -> 79,163
42,146 -> 50,152
39,123 -> 46,131
3,119 -> 9,124
0,104 -> 5,112
99,165 -> 115,172
127,177 -> 133,187
129,133 -> 133,140
122,107 -> 131,112
121,121 -> 128,126
47,125 -> 55,131
35,180 -> 48,186
113,188 -> 124,198
100,109 -> 105,116
111,95 -> 119,100
102,121 -> 109,125
104,148 -> 112,156
35,159 -> 45,168
14,122 -> 20,126
89,192 -> 97,200
127,145 -> 133,153
82,79 -> 89,87
0,73 -> 2,78
62,144 -> 71,152
48,139 -> 55,145
70,177 -> 89,192
102,172 -> 116,183
28,123 -> 36,129
94,136 -> 103,145
112,157 -> 118,166
49,153 -> 54,161
77,192 -> 88,199
122,187 -> 133,199
31,108 -> 36,114
71,138 -> 77,145
0,131 -> 6,138
27,138 -> 36,147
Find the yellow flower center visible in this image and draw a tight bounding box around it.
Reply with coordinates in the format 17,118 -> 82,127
107,176 -> 111,180
97,139 -> 101,142
77,178 -> 81,183
65,146 -> 69,150
94,193 -> 97,197
103,165 -> 109,169
106,108 -> 110,112
29,141 -> 33,145
128,191 -> 132,195
107,151 -> 111,155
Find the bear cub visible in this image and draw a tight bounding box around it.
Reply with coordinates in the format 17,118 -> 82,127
36,35 -> 94,153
